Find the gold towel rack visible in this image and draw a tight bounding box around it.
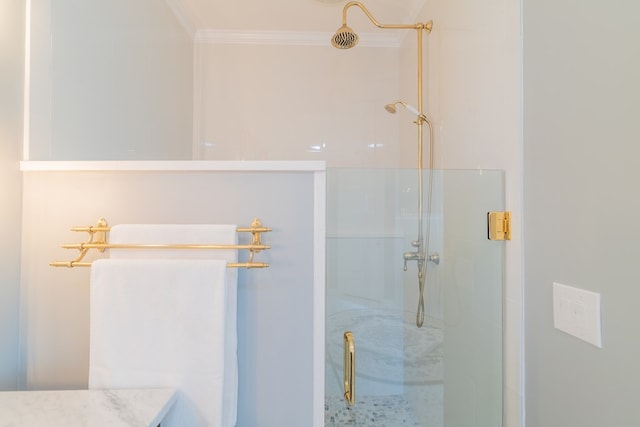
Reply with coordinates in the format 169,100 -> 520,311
50,218 -> 272,269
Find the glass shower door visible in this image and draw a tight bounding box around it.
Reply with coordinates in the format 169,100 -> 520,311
325,168 -> 504,427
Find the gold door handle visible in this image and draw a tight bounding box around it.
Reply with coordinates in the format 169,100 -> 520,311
343,331 -> 355,406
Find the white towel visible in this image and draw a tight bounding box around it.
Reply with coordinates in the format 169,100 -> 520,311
90,224 -> 239,427
89,258 -> 228,426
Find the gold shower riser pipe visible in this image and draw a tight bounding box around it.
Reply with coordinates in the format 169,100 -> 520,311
340,1 -> 433,32
332,1 -> 435,327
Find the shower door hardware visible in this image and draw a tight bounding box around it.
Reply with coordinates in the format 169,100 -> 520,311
343,331 -> 355,406
488,211 -> 512,241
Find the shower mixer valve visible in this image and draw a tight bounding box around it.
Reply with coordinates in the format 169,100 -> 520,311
403,250 -> 440,271
403,250 -> 423,271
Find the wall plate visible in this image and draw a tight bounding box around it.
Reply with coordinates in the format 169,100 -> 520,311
553,282 -> 602,348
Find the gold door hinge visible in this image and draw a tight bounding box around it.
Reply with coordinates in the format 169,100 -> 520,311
488,211 -> 511,241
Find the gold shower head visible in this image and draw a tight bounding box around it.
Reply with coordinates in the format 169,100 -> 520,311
331,2 -> 433,51
386,101 -> 420,115
331,24 -> 359,49
385,100 -> 430,123
384,102 -> 398,114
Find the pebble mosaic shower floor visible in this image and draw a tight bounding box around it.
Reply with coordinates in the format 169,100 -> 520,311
325,309 -> 444,426
325,395 -> 421,427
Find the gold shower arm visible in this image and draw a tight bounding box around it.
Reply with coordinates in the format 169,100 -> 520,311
51,218 -> 272,269
341,1 -> 433,32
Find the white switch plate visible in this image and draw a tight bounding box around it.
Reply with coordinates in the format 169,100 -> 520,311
552,282 -> 602,348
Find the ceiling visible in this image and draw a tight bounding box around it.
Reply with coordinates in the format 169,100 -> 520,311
167,0 -> 427,35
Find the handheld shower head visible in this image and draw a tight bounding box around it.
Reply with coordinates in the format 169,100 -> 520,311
384,103 -> 398,114
385,101 -> 430,123
331,24 -> 359,49
385,101 -> 420,116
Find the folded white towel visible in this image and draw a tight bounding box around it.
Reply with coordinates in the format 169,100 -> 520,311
89,258 -> 228,426
107,224 -> 239,427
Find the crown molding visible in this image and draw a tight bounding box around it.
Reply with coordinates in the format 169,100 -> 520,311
194,29 -> 401,48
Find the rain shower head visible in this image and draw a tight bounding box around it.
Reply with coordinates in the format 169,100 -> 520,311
331,2 -> 432,50
331,24 -> 359,49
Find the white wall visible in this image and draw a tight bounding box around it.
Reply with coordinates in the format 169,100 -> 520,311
523,1 -> 640,426
0,0 -> 25,390
194,42 -> 403,167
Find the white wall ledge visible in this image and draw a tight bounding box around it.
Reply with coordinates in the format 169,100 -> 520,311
20,160 -> 326,172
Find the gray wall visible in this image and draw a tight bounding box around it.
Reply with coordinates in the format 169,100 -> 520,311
0,0 -> 24,390
29,0 -> 194,160
523,1 -> 640,426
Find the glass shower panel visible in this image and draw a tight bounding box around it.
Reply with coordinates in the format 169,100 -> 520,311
325,168 -> 504,427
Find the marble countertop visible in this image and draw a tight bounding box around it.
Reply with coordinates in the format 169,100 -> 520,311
0,388 -> 177,426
